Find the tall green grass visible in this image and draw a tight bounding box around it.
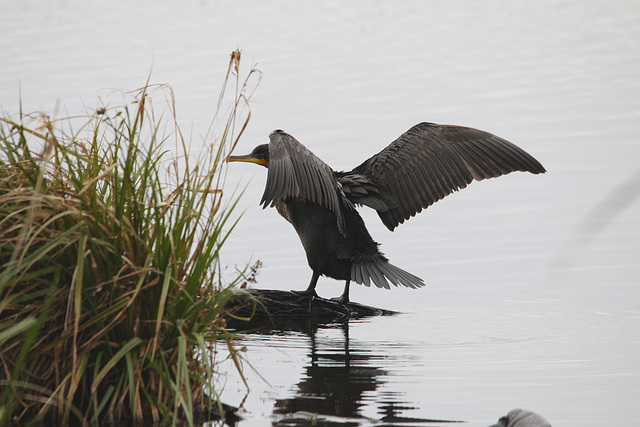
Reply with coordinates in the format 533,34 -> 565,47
0,51 -> 259,425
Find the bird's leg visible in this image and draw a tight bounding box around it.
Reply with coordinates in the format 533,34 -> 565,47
292,271 -> 319,298
331,280 -> 350,305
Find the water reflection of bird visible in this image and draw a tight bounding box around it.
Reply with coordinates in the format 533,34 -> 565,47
269,318 -> 462,424
229,122 -> 545,303
273,320 -> 382,419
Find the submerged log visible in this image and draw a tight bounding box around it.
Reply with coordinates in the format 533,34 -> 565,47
228,289 -> 396,330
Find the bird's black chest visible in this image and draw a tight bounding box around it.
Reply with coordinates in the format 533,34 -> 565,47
278,198 -> 344,253
276,198 -> 353,280
275,198 -> 382,281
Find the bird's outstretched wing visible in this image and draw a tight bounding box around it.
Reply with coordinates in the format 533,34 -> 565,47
352,122 -> 546,231
261,130 -> 346,232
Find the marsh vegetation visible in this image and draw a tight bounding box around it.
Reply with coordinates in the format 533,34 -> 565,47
0,51 -> 259,426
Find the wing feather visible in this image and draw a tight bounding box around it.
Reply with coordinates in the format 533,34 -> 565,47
260,130 -> 346,232
352,122 -> 546,230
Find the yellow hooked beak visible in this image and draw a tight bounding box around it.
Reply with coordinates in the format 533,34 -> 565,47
227,154 -> 268,167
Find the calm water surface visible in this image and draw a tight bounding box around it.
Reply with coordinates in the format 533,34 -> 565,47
2,1 -> 639,426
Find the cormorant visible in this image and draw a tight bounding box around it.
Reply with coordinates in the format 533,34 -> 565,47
229,122 -> 545,303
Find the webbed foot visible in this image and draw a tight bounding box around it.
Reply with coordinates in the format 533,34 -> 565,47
330,295 -> 349,305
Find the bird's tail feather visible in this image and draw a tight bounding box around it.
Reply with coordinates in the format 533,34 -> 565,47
351,261 -> 425,289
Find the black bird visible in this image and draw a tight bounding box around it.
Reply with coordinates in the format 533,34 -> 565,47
229,122 -> 545,303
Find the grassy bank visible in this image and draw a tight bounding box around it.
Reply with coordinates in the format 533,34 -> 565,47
0,51 -> 259,425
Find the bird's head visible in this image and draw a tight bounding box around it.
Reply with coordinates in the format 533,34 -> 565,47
227,144 -> 269,167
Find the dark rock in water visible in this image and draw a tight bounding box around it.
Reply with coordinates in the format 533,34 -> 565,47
195,400 -> 241,426
488,408 -> 552,427
227,288 -> 396,331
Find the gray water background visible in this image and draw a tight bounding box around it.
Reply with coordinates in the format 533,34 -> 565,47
2,1 -> 639,425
